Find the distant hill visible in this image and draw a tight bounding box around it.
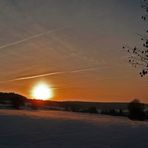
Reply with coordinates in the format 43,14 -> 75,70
0,92 -> 28,103
0,92 -> 28,109
44,100 -> 129,110
0,92 -> 147,112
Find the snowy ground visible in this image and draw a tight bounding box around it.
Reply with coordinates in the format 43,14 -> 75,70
0,110 -> 148,148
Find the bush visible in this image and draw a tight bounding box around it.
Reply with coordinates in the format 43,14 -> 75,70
128,99 -> 145,121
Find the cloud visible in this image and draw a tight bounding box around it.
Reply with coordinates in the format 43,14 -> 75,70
0,27 -> 65,50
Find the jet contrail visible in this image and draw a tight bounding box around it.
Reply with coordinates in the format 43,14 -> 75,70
0,27 -> 64,50
0,67 -> 100,83
69,67 -> 98,73
7,71 -> 66,82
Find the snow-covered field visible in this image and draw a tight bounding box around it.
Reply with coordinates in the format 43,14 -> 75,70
0,110 -> 148,148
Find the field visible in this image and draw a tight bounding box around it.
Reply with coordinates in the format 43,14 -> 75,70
0,110 -> 148,148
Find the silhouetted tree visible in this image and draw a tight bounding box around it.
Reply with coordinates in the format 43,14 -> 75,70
128,99 -> 145,120
123,0 -> 148,77
119,109 -> 123,116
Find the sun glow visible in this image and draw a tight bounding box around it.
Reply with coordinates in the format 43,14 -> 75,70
31,82 -> 53,100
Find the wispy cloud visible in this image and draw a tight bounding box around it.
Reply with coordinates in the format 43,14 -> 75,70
51,35 -> 106,66
0,27 -> 65,50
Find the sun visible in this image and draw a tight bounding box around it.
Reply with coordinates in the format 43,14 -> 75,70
31,82 -> 53,100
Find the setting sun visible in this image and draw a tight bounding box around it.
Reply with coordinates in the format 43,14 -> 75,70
31,82 -> 53,100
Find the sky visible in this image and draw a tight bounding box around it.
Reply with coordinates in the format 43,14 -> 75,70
0,0 -> 147,102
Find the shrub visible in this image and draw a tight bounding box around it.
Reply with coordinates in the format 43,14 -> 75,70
128,99 -> 145,121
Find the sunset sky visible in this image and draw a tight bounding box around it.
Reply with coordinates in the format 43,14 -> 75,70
0,0 -> 147,102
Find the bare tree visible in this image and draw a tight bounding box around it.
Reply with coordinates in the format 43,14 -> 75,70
123,0 -> 148,77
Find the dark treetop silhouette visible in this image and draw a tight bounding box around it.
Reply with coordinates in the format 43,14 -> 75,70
123,0 -> 148,77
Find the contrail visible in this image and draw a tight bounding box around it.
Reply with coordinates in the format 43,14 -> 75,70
69,67 -> 98,73
51,35 -> 105,66
0,67 -> 99,83
7,71 -> 66,82
0,27 -> 64,50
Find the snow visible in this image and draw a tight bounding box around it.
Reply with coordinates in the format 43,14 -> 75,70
0,110 -> 148,148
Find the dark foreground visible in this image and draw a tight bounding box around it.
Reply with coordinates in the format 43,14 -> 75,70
0,110 -> 148,148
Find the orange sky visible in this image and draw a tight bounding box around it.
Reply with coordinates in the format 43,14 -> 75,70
0,0 -> 147,102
